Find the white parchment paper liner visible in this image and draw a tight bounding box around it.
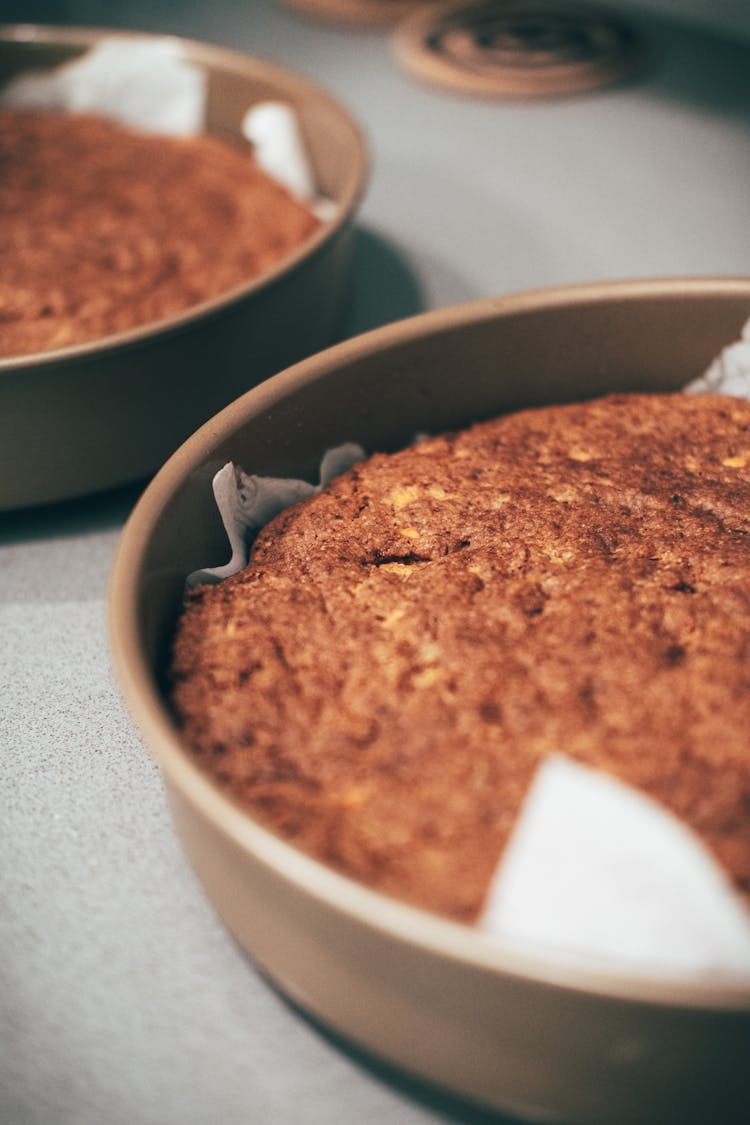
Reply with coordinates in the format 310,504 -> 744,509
187,443 -> 365,588
483,756 -> 750,977
185,318 -> 750,976
0,38 -> 333,214
684,316 -> 750,397
1,38 -> 205,134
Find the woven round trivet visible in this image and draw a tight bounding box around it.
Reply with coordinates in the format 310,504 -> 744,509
393,0 -> 648,97
283,0 -> 427,25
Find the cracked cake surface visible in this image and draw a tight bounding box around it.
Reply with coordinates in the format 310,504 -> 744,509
171,393 -> 750,921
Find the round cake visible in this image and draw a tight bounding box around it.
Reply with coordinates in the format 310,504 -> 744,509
171,393 -> 750,922
0,109 -> 320,357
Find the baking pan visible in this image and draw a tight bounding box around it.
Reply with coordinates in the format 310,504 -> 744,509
109,278 -> 750,1125
0,24 -> 367,510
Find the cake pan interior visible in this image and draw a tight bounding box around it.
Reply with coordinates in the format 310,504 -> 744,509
110,279 -> 750,1125
0,24 -> 367,510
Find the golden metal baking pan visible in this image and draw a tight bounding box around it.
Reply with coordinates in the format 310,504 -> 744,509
0,24 -> 367,510
109,278 -> 750,1125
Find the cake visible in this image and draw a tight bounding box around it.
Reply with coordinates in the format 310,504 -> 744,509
170,392 -> 750,922
0,109 -> 320,357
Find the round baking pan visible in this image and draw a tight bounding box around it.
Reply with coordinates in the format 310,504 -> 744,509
109,278 -> 750,1125
0,24 -> 367,511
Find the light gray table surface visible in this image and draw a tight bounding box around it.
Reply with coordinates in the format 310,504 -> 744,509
2,3 -> 749,1124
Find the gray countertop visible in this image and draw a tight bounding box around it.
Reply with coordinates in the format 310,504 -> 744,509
2,2 -> 749,1123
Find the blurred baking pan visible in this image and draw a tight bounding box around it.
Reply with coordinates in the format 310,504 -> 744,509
0,24 -> 367,510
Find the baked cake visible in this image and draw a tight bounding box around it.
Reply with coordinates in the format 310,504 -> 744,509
0,109 -> 320,357
171,393 -> 750,922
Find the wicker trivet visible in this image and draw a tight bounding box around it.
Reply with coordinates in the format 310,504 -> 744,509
393,0 -> 648,97
283,0 -> 427,25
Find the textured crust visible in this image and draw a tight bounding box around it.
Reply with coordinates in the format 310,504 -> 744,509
0,109 -> 320,357
171,393 -> 750,921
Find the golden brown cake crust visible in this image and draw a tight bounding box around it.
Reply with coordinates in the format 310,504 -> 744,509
171,393 -> 750,922
0,109 -> 320,357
